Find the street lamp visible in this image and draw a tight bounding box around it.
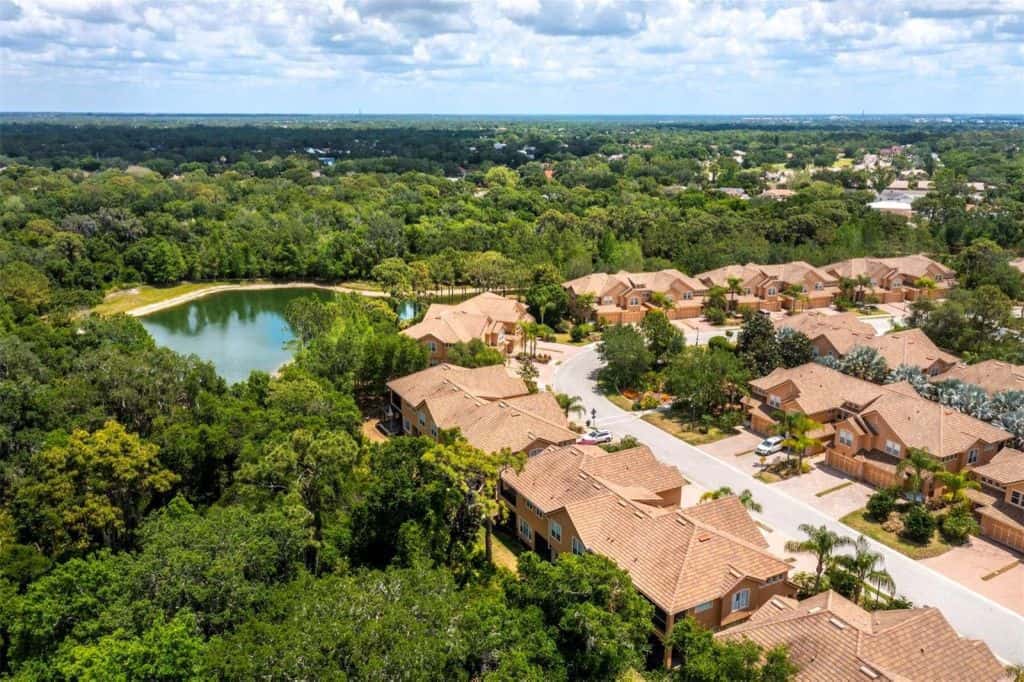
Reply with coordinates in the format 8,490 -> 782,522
591,408 -> 598,425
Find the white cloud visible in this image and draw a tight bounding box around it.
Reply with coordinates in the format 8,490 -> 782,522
0,0 -> 1020,112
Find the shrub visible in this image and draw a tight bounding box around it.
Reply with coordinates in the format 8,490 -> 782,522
638,394 -> 660,410
570,323 -> 589,342
865,487 -> 898,522
824,566 -> 859,600
900,504 -> 936,543
707,335 -> 734,352
705,307 -> 727,325
940,504 -> 979,544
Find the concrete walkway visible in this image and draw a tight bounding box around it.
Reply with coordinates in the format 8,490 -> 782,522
554,344 -> 1024,664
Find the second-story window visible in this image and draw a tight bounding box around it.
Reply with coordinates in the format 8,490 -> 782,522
838,430 -> 854,447
549,520 -> 562,542
884,440 -> 901,456
571,536 -> 585,555
731,589 -> 750,611
967,448 -> 979,465
768,395 -> 781,408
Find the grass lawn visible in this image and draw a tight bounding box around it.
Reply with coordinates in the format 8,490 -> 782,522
490,528 -> 525,573
606,393 -> 635,412
641,411 -> 734,446
754,471 -> 781,483
94,281 -> 238,315
552,333 -> 595,346
840,508 -> 952,560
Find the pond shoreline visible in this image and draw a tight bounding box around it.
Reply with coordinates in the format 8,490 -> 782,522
107,281 -> 388,317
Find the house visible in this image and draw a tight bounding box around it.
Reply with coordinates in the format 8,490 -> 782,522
759,188 -> 795,201
697,262 -> 839,312
746,364 -> 1012,493
775,311 -> 877,359
499,444 -> 794,665
967,448 -> 1024,553
826,255 -> 956,303
562,269 -> 707,324
934,360 -> 1024,395
866,329 -> 958,376
401,292 -> 533,365
716,187 -> 750,200
385,364 -> 576,454
867,199 -> 914,217
717,590 -> 1005,682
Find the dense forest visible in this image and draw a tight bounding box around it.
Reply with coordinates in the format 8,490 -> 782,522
1,119 -> 1023,679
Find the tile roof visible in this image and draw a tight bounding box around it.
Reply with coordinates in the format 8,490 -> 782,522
776,311 -> 877,353
502,446 -> 789,614
864,329 -> 957,370
563,269 -> 705,298
565,494 -> 790,614
970,448 -> 1024,485
750,363 -> 886,415
826,254 -> 955,283
934,360 -> 1024,395
718,590 -> 1005,682
500,443 -> 684,514
698,261 -> 836,289
387,365 -> 576,453
401,292 -> 532,345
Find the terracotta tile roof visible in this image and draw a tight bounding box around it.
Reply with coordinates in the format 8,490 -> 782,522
500,443 -> 684,514
776,311 -> 876,352
387,365 -> 576,453
718,590 -> 1005,682
698,263 -> 775,288
864,329 -> 957,370
934,360 -> 1024,395
970,448 -> 1024,485
827,254 -> 955,283
502,446 -> 788,614
401,292 -> 532,345
565,495 -> 790,613
698,261 -> 836,289
750,363 -> 886,415
563,269 -> 705,298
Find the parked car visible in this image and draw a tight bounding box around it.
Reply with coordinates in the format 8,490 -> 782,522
578,429 -> 613,445
755,435 -> 785,456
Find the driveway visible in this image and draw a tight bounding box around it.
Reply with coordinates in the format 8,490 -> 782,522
772,466 -> 873,519
554,344 -> 1024,664
923,538 -> 1024,616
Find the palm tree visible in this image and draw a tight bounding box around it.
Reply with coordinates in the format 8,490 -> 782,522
834,535 -> 895,606
854,274 -> 872,303
726,276 -> 744,312
773,411 -> 820,474
700,486 -> 762,512
784,524 -> 853,593
555,393 -> 585,419
896,447 -> 941,501
934,470 -> 981,506
782,284 -> 808,313
518,321 -> 539,358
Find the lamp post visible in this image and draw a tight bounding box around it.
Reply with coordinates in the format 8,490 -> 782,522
590,408 -> 598,426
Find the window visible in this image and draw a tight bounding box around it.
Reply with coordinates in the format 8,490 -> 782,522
884,440 -> 901,456
767,287 -> 777,296
528,447 -> 544,457
763,574 -> 785,585
572,536 -> 585,555
518,518 -> 533,541
694,601 -> 713,614
402,417 -> 410,432
549,520 -> 562,542
967,448 -> 979,465
629,297 -> 639,306
602,296 -> 613,304
430,425 -> 438,438
1010,490 -> 1023,508
744,287 -> 752,295
683,291 -> 693,300
838,430 -> 854,447
929,366 -> 941,376
768,395 -> 782,408
427,341 -> 437,352
814,282 -> 824,290
525,498 -> 543,518
418,411 -> 426,426
731,589 -> 750,611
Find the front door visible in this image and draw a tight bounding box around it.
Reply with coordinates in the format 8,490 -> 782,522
534,534 -> 551,561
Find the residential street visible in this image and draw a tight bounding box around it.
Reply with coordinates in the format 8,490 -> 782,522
554,344 -> 1024,664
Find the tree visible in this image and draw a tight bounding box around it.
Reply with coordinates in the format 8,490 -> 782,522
517,356 -> 539,393
554,393 -> 585,419
0,261 -> 51,319
896,447 -> 941,500
665,617 -> 797,682
726,276 -> 744,312
933,470 -> 980,507
508,552 -> 652,679
484,165 -> 519,188
664,347 -> 750,422
13,420 -> 179,556
782,284 -> 808,313
776,327 -> 814,368
526,283 -> 568,326
737,313 -> 782,377
640,309 -> 684,364
901,504 -> 936,544
833,535 -> 895,606
700,487 -> 761,512
284,295 -> 333,345
597,325 -> 652,391
838,345 -> 888,383
773,411 -> 820,474
784,524 -> 852,593
447,339 -> 505,368
425,435 -> 524,565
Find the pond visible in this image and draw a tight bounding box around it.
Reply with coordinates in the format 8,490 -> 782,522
139,287 -> 336,384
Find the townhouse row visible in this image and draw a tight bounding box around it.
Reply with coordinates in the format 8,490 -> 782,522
745,362 -> 1024,554
562,254 -> 955,324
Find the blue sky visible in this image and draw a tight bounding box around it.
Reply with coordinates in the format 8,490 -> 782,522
1,0 -> 1023,114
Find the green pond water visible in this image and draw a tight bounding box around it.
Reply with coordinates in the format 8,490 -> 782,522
139,288 -> 335,384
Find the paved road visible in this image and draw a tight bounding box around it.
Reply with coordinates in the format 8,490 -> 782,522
555,344 -> 1024,664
